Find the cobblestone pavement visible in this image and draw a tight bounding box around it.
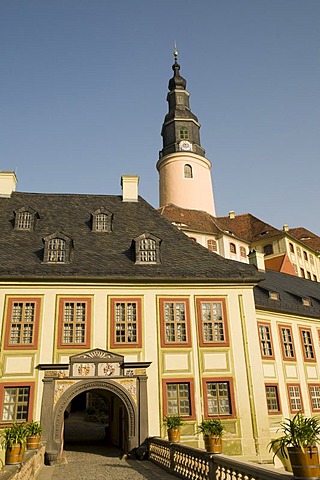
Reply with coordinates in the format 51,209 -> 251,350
48,446 -> 177,480
39,412 -> 177,480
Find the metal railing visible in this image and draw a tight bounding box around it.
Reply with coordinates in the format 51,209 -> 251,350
148,437 -> 293,480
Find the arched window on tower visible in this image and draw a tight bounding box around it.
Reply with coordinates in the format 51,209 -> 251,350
184,164 -> 193,179
179,127 -> 189,140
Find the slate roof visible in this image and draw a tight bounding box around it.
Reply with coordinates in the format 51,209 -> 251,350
254,270 -> 320,319
0,192 -> 262,283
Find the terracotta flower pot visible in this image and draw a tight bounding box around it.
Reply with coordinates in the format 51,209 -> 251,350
27,435 -> 41,450
5,443 -> 24,465
168,428 -> 180,443
288,446 -> 320,479
204,435 -> 222,453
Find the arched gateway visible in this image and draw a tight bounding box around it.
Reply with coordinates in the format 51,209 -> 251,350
39,349 -> 150,464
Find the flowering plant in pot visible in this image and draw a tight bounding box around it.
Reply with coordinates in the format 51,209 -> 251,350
0,423 -> 28,464
269,412 -> 320,479
163,414 -> 184,443
25,420 -> 42,450
197,419 -> 224,453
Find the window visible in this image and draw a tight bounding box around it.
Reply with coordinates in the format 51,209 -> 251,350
14,207 -> 37,231
0,383 -> 34,423
163,379 -> 194,419
49,238 -> 66,262
300,268 -> 305,278
289,243 -> 295,253
265,385 -> 281,413
307,271 -> 311,280
4,298 -> 41,350
58,298 -> 91,348
300,328 -> 315,361
92,208 -> 113,232
269,291 -> 279,300
134,233 -> 161,264
159,298 -> 191,347
257,323 -> 274,358
303,251 -> 308,261
310,255 -> 314,265
313,275 -> 317,282
184,164 -> 193,178
229,243 -> 236,254
263,244 -> 273,256
279,325 -> 296,360
309,385 -> 320,411
179,127 -> 189,140
207,239 -> 217,252
110,298 -> 142,348
240,246 -> 246,258
287,385 -> 303,413
16,211 -> 32,230
43,232 -> 72,264
203,379 -> 235,418
196,298 -> 229,347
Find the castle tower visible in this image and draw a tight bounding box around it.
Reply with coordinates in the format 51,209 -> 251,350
157,50 -> 216,216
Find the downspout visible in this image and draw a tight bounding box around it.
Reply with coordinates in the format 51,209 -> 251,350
238,294 -> 260,459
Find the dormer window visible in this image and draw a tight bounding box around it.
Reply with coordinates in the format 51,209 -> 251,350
302,298 -> 311,307
134,233 -> 161,264
269,291 -> 280,301
92,208 -> 113,232
43,232 -> 72,264
14,207 -> 38,231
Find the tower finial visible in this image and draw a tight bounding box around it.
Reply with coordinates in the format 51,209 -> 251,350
173,41 -> 178,61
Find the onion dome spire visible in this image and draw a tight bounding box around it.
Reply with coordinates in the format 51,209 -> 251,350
168,47 -> 186,91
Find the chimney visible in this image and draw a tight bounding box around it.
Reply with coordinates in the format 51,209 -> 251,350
229,210 -> 235,219
0,171 -> 17,197
248,250 -> 265,272
283,224 -> 289,232
121,175 -> 139,202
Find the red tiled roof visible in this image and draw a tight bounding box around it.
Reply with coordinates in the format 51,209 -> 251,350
158,204 -> 221,235
288,227 -> 320,253
215,213 -> 281,242
265,254 -> 297,276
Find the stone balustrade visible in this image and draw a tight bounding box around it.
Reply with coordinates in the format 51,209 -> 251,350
148,437 -> 293,480
0,445 -> 45,480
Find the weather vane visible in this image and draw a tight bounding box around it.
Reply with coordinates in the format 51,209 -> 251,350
173,41 -> 178,60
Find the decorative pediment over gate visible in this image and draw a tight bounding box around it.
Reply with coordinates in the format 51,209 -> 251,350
69,349 -> 124,378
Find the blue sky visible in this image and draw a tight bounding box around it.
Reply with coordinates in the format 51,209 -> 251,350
0,0 -> 319,235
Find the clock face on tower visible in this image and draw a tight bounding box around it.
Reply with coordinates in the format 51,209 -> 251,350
179,140 -> 192,151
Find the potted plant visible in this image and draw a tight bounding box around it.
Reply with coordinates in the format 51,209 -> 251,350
197,418 -> 224,453
0,422 -> 27,464
163,414 -> 184,443
269,412 -> 320,479
25,420 -> 42,450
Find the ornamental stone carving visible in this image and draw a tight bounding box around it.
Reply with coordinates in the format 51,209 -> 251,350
114,378 -> 137,404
